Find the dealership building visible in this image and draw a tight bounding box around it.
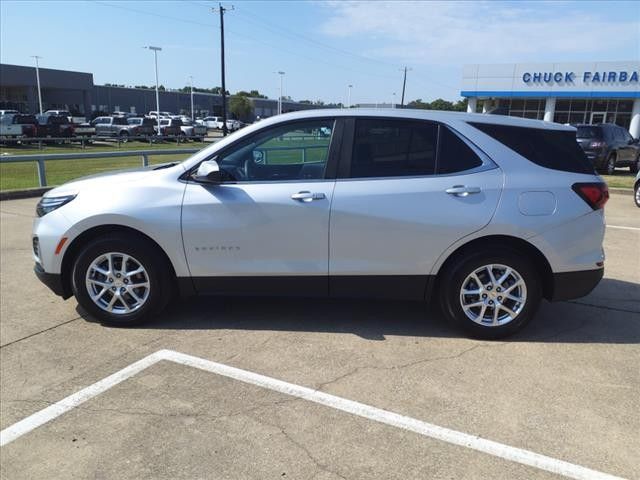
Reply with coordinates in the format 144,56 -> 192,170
0,63 -> 317,121
462,61 -> 640,138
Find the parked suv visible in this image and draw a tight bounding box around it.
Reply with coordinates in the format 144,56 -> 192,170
32,110 -> 607,339
92,116 -> 140,141
576,123 -> 640,174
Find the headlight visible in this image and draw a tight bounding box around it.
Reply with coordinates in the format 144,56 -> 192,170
36,194 -> 77,217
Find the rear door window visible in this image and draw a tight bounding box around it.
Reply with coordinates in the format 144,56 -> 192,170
349,119 -> 437,178
469,122 -> 593,174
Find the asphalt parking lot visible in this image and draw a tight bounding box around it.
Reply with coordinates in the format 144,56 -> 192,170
0,194 -> 638,479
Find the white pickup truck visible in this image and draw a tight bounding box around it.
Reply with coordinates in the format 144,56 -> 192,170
0,113 -> 37,142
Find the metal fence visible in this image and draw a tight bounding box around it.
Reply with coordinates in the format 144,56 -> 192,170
1,134 -> 207,149
0,148 -> 201,187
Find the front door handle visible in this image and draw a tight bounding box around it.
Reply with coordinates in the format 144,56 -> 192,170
291,191 -> 326,202
445,185 -> 481,197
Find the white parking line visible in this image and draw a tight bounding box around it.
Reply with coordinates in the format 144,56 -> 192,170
0,349 -> 625,480
607,225 -> 640,231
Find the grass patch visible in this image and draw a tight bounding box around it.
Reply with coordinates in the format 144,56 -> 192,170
1,140 -> 206,191
0,153 -> 194,191
601,173 -> 635,189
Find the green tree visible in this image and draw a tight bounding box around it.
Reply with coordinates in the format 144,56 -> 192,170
229,95 -> 252,121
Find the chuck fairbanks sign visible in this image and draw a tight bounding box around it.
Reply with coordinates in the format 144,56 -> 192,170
522,70 -> 639,85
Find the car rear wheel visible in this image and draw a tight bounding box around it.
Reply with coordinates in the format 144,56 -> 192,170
605,153 -> 616,175
634,183 -> 640,208
439,248 -> 542,339
71,234 -> 172,326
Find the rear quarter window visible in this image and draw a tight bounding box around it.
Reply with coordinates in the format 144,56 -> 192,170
437,126 -> 483,174
469,122 -> 593,174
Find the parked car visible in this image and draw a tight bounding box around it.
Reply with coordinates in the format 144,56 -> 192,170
36,114 -> 74,138
575,123 -> 640,174
32,109 -> 608,339
158,118 -> 183,137
127,117 -> 156,136
199,116 -> 223,129
634,172 -> 640,208
148,111 -> 173,119
0,109 -> 20,116
179,119 -> 207,138
0,113 -> 37,141
92,116 -> 140,141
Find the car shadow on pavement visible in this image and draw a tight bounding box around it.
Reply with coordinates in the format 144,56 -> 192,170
77,277 -> 640,343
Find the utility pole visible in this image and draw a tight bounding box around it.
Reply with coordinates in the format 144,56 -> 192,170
276,71 -> 285,115
347,84 -> 353,108
189,75 -> 194,121
145,46 -> 162,134
400,66 -> 411,107
214,3 -> 233,136
30,56 -> 43,115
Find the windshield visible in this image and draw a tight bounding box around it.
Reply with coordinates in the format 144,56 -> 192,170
576,126 -> 602,139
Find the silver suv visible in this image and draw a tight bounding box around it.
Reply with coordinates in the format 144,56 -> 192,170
32,109 -> 608,338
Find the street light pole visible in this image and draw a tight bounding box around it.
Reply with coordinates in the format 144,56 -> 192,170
276,71 -> 285,115
347,84 -> 353,108
145,46 -> 162,134
189,75 -> 194,121
30,55 -> 43,115
392,92 -> 396,109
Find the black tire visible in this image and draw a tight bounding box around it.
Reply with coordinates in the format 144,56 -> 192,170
119,131 -> 129,143
438,248 -> 542,339
630,155 -> 639,174
71,233 -> 172,326
605,153 -> 616,175
634,184 -> 640,208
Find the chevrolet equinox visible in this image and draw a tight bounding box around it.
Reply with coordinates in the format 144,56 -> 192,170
32,109 -> 608,338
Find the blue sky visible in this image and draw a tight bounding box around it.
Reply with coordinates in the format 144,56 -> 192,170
1,1 -> 638,104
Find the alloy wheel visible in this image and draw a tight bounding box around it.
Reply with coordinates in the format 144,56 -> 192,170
459,264 -> 527,326
85,252 -> 150,314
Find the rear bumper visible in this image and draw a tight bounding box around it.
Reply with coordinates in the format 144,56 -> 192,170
34,263 -> 69,298
550,268 -> 603,301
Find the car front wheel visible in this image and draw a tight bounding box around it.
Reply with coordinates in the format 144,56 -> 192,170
71,234 -> 172,326
439,249 -> 542,339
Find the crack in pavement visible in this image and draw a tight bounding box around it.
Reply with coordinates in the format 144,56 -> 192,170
246,410 -> 348,480
0,316 -> 83,349
567,300 -> 640,315
315,344 -> 484,393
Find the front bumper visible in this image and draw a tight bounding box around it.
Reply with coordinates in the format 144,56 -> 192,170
34,263 -> 70,298
550,268 -> 604,301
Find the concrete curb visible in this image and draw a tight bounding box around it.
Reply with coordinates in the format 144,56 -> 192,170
0,187 -> 52,201
609,187 -> 633,196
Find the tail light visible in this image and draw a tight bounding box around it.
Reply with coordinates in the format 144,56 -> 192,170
572,182 -> 609,210
589,141 -> 605,148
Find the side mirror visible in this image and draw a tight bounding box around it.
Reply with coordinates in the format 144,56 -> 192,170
194,159 -> 222,184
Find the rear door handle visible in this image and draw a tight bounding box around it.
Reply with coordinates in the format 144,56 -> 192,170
291,191 -> 326,202
445,185 -> 481,197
